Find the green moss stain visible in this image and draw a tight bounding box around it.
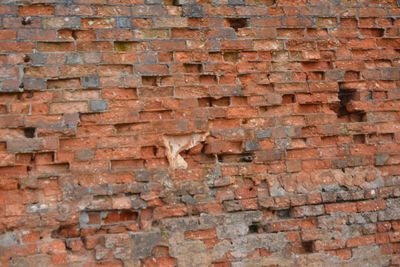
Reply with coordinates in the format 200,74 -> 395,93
114,42 -> 133,52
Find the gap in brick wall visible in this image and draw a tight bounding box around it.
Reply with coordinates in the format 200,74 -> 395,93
1,1 -> 400,265
338,88 -> 357,117
248,223 -> 262,234
353,134 -> 366,144
301,241 -> 314,253
332,86 -> 367,122
282,94 -> 296,104
276,209 -> 291,218
142,76 -> 158,86
183,63 -> 203,73
225,18 -> 249,31
24,127 -> 36,138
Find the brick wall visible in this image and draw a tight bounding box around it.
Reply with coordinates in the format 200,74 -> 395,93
0,0 -> 400,266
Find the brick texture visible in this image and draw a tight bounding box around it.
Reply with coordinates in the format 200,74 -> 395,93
0,0 -> 400,266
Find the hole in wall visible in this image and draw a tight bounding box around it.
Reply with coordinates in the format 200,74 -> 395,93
23,55 -> 30,63
301,241 -> 314,253
24,128 -> 36,138
223,52 -> 240,63
21,17 -> 32,25
239,154 -> 253,162
353,134 -> 366,144
183,63 -> 203,73
282,94 -> 296,104
248,223 -> 262,234
276,209 -> 291,218
338,87 -> 357,117
225,18 -> 249,31
142,76 -> 157,86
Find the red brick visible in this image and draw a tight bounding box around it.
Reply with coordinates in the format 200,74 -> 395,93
356,199 -> 386,212
153,206 -> 187,220
19,5 -> 55,16
0,1 -> 398,265
346,235 -> 375,248
325,203 -> 357,214
0,30 -> 16,40
184,229 -> 217,240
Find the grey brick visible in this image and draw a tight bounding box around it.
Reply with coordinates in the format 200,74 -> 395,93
256,129 -> 272,139
116,17 -> 132,28
63,112 -> 80,129
75,149 -> 94,161
0,232 -> 18,247
42,17 -> 80,29
375,153 -> 389,166
0,81 -> 24,93
228,0 -> 245,5
244,140 -> 259,151
145,0 -> 162,3
30,53 -> 47,66
89,100 -> 108,112
66,53 -> 83,64
130,231 -> 162,259
81,76 -> 100,89
182,5 -> 204,18
23,78 -> 46,90
7,139 -> 41,153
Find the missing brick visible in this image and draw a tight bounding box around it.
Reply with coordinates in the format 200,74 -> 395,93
183,63 -> 203,73
216,153 -> 251,163
338,88 -> 357,116
47,78 -> 80,89
200,75 -> 217,84
71,30 -> 78,40
170,0 -> 185,5
248,223 -> 262,234
103,210 -> 138,224
282,94 -> 296,104
301,241 -> 314,253
23,55 -> 30,63
114,42 -> 135,52
344,71 -> 360,81
24,128 -> 36,138
198,97 -> 230,107
353,134 -> 366,144
21,17 -> 32,25
223,51 -> 240,63
276,209 -> 291,218
142,76 -> 157,86
225,18 -> 249,31
240,153 -> 253,163
331,86 -> 366,122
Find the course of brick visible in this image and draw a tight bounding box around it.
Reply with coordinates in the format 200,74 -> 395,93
0,0 -> 400,266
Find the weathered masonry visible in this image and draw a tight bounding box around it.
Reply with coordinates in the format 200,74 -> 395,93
0,0 -> 400,266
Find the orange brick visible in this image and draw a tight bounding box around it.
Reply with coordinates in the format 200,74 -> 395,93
356,199 -> 386,212
184,229 -> 217,240
325,203 -> 357,214
346,235 -> 375,248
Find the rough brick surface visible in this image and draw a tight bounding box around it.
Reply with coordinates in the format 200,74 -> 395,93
0,0 -> 400,266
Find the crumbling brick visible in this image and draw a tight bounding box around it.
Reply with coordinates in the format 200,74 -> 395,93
0,0 -> 399,266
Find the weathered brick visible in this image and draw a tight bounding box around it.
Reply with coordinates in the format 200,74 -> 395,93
325,203 -> 357,214
0,1 -> 399,265
81,76 -> 100,88
291,205 -> 325,218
